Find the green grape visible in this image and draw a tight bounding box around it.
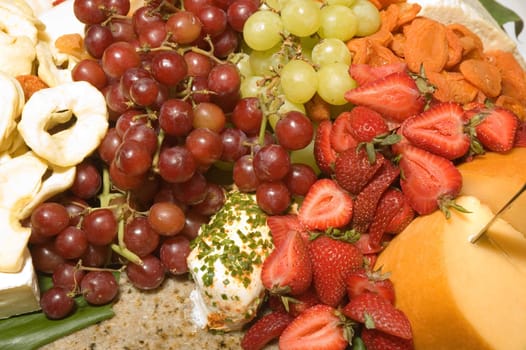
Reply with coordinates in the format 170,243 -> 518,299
234,53 -> 253,78
318,5 -> 358,41
290,137 -> 321,174
264,0 -> 286,11
240,75 -> 265,98
317,62 -> 357,105
327,0 -> 356,6
351,0 -> 381,37
280,59 -> 318,104
278,96 -> 306,115
249,44 -> 287,76
243,11 -> 284,51
311,38 -> 352,67
281,0 -> 321,37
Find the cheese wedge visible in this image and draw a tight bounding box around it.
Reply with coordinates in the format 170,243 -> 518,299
0,248 -> 40,319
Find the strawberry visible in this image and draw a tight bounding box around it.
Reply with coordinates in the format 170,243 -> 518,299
398,144 -> 463,216
470,106 -> 519,153
330,112 -> 358,153
334,147 -> 385,195
346,268 -> 395,305
267,214 -> 308,248
401,102 -> 470,160
352,160 -> 400,233
342,292 -> 413,340
515,119 -> 526,147
348,106 -> 389,142
308,235 -> 363,306
349,62 -> 408,87
361,328 -> 414,350
298,179 -> 353,231
314,120 -> 337,174
368,188 -> 407,248
269,287 -> 322,317
261,231 -> 312,296
241,311 -> 294,350
344,71 -> 425,124
354,233 -> 384,255
384,195 -> 415,234
279,304 -> 349,350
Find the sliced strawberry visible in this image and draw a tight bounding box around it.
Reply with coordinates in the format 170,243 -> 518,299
308,235 -> 363,307
344,71 -> 425,124
471,106 -> 519,153
348,106 -> 389,142
334,147 -> 385,196
342,292 -> 413,340
346,268 -> 395,305
267,214 -> 308,248
314,120 -> 337,174
384,195 -> 415,234
354,233 -> 384,255
401,102 -> 470,160
279,304 -> 349,350
352,160 -> 400,233
298,179 -> 353,231
398,144 -> 463,215
349,62 -> 408,87
331,112 -> 359,153
361,328 -> 414,350
515,119 -> 526,147
288,288 -> 321,317
261,231 -> 312,296
368,188 -> 406,248
241,311 -> 294,350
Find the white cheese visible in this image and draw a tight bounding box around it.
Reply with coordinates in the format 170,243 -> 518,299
0,248 -> 40,319
413,0 -> 526,69
187,191 -> 273,331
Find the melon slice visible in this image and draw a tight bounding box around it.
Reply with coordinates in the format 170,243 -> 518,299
375,196 -> 526,349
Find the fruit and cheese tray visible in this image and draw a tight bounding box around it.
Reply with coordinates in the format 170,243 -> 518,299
1,0 -> 525,349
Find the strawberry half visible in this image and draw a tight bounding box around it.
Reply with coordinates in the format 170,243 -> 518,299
267,214 -> 308,248
398,144 -> 463,216
308,235 -> 363,306
342,292 -> 413,340
334,148 -> 385,196
314,120 -> 337,174
349,62 -> 408,87
361,328 -> 414,350
344,71 -> 425,124
241,311 -> 294,350
279,304 -> 349,350
261,230 -> 312,296
331,112 -> 359,153
384,193 -> 415,235
401,102 -> 470,160
346,268 -> 395,305
298,179 -> 353,231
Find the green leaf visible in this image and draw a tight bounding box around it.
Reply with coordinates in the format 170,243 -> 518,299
0,274 -> 117,350
479,0 -> 524,36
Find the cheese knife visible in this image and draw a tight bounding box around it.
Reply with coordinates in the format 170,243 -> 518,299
469,182 -> 526,243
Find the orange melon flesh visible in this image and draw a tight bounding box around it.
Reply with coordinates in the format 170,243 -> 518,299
375,149 -> 526,350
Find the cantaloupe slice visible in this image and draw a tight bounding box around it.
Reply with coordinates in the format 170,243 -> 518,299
375,196 -> 526,349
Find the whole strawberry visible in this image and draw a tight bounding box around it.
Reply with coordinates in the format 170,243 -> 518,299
361,328 -> 414,350
334,148 -> 385,196
241,311 -> 294,350
308,235 -> 363,307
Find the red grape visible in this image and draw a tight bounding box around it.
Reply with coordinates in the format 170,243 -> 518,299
126,254 -> 165,290
148,201 -> 186,236
31,202 -> 70,237
82,208 -> 118,245
157,145 -> 197,183
123,216 -> 160,257
159,236 -> 191,275
253,144 -> 291,182
275,111 -> 314,150
81,271 -> 119,305
256,181 -> 291,215
54,226 -> 89,260
40,287 -> 75,320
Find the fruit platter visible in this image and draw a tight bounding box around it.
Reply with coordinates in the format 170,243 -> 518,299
0,0 -> 525,349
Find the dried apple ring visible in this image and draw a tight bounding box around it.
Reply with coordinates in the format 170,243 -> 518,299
0,72 -> 25,152
17,81 -> 108,167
